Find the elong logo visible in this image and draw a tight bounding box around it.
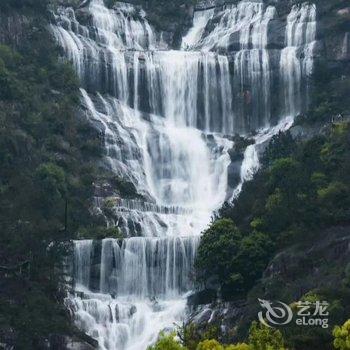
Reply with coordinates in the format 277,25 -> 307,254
258,299 -> 329,329
258,299 -> 293,327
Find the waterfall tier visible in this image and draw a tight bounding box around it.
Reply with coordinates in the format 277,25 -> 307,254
80,89 -> 231,237
75,237 -> 200,298
71,237 -> 199,350
52,1 -> 317,134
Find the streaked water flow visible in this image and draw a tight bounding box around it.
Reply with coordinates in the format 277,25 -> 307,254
51,0 -> 317,348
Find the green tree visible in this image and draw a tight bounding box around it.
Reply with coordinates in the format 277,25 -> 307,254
196,339 -> 224,350
196,219 -> 272,298
195,219 -> 242,288
234,232 -> 273,291
268,158 -> 303,195
333,320 -> 350,350
177,323 -> 220,350
148,332 -> 187,350
0,3 -> 102,347
196,340 -> 250,350
248,322 -> 285,350
318,181 -> 350,223
263,131 -> 295,166
225,345 -> 250,350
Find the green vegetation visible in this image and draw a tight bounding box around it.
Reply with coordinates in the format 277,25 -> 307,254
0,2 -> 102,348
77,226 -> 122,240
295,35 -> 350,128
333,320 -> 350,350
177,323 -> 221,350
303,60 -> 350,124
148,332 -> 187,350
0,0 -> 49,12
149,323 -> 285,350
196,123 -> 350,348
195,339 -> 251,350
195,219 -> 272,298
248,322 -> 285,350
198,124 -> 350,297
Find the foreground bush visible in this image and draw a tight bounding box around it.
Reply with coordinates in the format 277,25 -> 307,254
333,320 -> 350,350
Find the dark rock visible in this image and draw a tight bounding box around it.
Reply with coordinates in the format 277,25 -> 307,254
129,305 -> 137,317
49,334 -> 98,350
0,326 -> 17,349
188,289 -> 217,306
75,8 -> 93,25
226,31 -> 241,52
88,263 -> 101,292
228,148 -> 244,162
78,0 -> 91,9
227,160 -> 242,188
189,300 -> 247,342
266,19 -> 285,50
115,305 -> 120,322
192,307 -> 213,324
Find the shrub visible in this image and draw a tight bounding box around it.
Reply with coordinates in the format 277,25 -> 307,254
248,322 -> 285,350
148,332 -> 187,350
196,339 -> 223,350
333,320 -> 350,350
225,345 -> 250,350
196,219 -> 272,299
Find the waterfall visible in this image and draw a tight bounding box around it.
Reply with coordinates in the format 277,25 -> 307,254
181,8 -> 215,49
230,116 -> 294,201
79,89 -> 231,237
182,2 -> 276,130
70,237 -> 200,350
79,237 -> 200,298
51,0 -> 317,349
279,3 -> 317,117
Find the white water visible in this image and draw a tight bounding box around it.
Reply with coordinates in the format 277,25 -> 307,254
51,0 -> 317,349
192,2 -> 275,51
80,89 -> 231,238
71,238 -> 200,350
280,3 -> 317,117
181,8 -> 214,49
230,116 -> 294,201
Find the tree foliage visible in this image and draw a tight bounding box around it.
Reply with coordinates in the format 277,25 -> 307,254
148,333 -> 187,350
151,323 -> 286,350
0,0 -> 49,12
248,322 -> 285,350
195,219 -> 272,298
0,5 -> 102,349
199,124 -> 350,300
334,320 -> 350,350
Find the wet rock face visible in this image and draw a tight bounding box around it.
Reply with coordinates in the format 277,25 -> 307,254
315,0 -> 350,63
75,7 -> 93,25
321,28 -> 350,63
263,226 -> 350,284
189,300 -> 248,342
266,18 -> 285,49
48,334 -> 99,350
0,326 -> 17,350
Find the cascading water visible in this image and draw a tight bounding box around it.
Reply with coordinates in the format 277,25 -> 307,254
51,0 -> 317,348
181,8 -> 215,49
280,3 -> 317,117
